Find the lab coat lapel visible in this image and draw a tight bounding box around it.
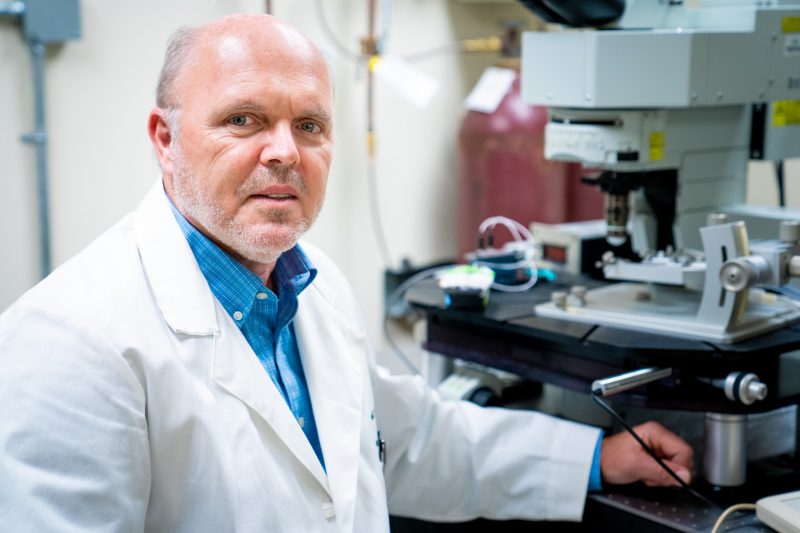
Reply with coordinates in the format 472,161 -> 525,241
211,310 -> 331,495
135,181 -> 331,496
295,281 -> 365,530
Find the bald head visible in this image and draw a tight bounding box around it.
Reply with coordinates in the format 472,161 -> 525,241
155,14 -> 329,110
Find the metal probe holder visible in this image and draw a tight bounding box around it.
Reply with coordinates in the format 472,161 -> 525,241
593,367 -> 769,488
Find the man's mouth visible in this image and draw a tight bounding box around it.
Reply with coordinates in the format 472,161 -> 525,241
252,193 -> 296,200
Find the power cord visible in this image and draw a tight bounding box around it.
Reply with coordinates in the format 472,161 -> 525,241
710,503 -> 757,533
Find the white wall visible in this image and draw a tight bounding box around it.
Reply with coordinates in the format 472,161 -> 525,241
0,0 -> 538,367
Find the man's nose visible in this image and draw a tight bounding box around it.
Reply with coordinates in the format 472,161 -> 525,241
259,122 -> 300,167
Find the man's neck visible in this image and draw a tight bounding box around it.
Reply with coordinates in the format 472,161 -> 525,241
239,258 -> 277,289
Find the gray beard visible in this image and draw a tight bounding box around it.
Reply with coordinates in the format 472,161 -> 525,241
170,150 -> 320,266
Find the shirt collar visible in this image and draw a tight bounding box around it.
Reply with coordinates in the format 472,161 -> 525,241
165,191 -> 317,324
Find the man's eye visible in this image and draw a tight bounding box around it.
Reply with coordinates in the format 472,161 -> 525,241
299,121 -> 321,134
229,115 -> 250,127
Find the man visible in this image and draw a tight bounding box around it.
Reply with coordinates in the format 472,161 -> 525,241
0,13 -> 692,532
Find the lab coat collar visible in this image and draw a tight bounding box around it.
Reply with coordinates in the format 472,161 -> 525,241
134,181 -> 218,335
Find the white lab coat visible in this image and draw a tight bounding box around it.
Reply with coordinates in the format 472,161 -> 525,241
0,182 -> 601,532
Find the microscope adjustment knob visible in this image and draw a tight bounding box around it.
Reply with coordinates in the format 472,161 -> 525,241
720,257 -> 771,292
720,260 -> 753,292
724,372 -> 768,405
780,220 -> 800,243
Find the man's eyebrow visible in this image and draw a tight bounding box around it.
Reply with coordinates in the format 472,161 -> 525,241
214,101 -> 263,116
302,107 -> 333,125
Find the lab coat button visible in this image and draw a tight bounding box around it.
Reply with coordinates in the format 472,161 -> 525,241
322,501 -> 336,519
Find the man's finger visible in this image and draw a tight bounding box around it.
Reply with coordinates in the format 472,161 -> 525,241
638,422 -> 694,467
641,457 -> 692,487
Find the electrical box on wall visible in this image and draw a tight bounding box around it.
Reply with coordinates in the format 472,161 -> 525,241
23,0 -> 81,44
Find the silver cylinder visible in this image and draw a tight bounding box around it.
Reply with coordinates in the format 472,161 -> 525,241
704,413 -> 747,487
719,256 -> 771,292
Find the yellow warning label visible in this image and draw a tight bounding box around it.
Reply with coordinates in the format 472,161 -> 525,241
783,17 -> 800,33
773,100 -> 800,127
649,131 -> 665,161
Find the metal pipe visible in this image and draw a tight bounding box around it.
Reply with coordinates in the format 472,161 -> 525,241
20,40 -> 52,276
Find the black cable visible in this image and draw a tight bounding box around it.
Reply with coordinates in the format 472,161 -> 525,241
591,393 -> 719,509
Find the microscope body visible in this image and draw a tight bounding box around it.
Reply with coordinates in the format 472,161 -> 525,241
520,1 -> 800,487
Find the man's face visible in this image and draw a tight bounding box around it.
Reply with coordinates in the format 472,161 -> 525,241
164,27 -> 333,268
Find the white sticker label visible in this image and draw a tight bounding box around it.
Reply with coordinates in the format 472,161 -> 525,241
464,67 -> 516,114
372,55 -> 439,109
785,34 -> 800,57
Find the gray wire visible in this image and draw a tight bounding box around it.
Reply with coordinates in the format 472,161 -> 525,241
383,265 -> 456,375
314,0 -> 365,62
367,155 -> 394,268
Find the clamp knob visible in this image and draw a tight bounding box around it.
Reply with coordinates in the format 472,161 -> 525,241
724,372 -> 768,405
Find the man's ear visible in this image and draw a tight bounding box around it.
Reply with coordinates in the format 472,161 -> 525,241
148,107 -> 175,177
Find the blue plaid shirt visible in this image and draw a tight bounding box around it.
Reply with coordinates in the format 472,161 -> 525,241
169,198 -> 326,469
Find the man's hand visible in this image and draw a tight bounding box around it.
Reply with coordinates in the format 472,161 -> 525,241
600,421 -> 693,487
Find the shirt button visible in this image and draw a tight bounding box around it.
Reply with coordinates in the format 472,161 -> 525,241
321,501 -> 336,519
233,311 -> 243,321
256,292 -> 268,300
298,416 -> 305,428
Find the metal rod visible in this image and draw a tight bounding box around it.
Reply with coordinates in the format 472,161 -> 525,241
591,367 -> 673,397
22,40 -> 52,276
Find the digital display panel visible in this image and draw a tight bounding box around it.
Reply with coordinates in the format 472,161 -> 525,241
543,244 -> 567,265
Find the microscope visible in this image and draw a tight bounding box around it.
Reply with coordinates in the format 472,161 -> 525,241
520,0 -> 800,491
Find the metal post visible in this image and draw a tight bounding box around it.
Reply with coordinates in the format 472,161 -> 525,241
704,412 -> 747,486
